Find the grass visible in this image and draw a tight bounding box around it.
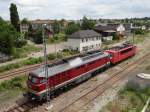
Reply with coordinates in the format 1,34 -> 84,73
0,76 -> 27,91
0,75 -> 27,104
146,64 -> 150,70
14,44 -> 42,58
47,33 -> 67,44
101,81 -> 150,112
0,57 -> 43,73
0,49 -> 78,73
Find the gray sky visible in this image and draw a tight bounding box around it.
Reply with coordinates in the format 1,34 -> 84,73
0,0 -> 150,20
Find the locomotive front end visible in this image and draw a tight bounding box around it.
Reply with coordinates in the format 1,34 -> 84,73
25,72 -> 47,101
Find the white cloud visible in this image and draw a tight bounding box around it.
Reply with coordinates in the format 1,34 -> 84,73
0,0 -> 150,20
12,0 -> 48,7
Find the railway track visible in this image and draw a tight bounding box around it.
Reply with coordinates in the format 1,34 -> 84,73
0,54 -> 81,80
4,100 -> 39,112
3,52 -> 150,112
59,52 -> 150,112
0,60 -> 57,80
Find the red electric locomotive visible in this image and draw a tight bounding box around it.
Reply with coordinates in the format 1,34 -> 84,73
106,43 -> 136,64
26,43 -> 136,101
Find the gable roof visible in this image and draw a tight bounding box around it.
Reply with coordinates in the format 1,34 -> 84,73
95,25 -> 117,32
95,23 -> 131,32
70,30 -> 101,39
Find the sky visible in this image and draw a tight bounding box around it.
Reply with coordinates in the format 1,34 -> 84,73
0,0 -> 150,20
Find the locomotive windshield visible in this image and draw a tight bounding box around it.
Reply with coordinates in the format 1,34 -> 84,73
28,74 -> 39,84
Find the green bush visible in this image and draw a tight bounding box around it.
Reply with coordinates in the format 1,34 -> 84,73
0,57 -> 43,73
0,76 -> 27,91
48,53 -> 56,60
133,29 -> 145,35
15,39 -> 27,48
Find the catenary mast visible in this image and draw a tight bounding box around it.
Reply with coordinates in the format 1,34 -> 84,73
43,24 -> 53,111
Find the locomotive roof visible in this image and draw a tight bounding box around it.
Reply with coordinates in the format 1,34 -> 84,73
108,43 -> 134,51
30,50 -> 109,78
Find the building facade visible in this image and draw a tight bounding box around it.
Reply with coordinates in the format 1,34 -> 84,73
20,24 -> 29,33
67,30 -> 102,52
95,23 -> 132,41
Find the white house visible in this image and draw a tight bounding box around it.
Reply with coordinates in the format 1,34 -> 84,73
67,30 -> 102,52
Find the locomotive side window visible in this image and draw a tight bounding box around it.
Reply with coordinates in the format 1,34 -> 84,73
120,48 -> 132,54
109,54 -> 113,59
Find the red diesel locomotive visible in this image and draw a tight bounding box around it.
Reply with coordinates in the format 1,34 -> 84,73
26,43 -> 136,101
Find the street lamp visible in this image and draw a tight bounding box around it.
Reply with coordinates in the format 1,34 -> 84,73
42,24 -> 53,111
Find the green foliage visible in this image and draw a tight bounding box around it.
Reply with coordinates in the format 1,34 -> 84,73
9,3 -> 20,32
81,16 -> 96,30
65,22 -> 80,35
0,76 -> 27,91
31,28 -> 43,44
113,33 -> 120,40
146,65 -> 150,70
0,47 -> 78,73
103,81 -> 150,112
47,53 -> 56,60
52,20 -> 61,34
133,29 -> 146,35
21,18 -> 29,24
48,33 -> 67,43
14,33 -> 27,48
0,57 -> 43,73
61,49 -> 78,56
0,18 -> 18,55
13,44 -> 41,58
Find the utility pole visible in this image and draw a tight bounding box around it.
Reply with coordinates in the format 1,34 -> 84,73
133,30 -> 135,44
43,24 -> 53,111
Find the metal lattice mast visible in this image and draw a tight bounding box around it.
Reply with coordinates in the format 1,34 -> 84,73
43,24 -> 52,111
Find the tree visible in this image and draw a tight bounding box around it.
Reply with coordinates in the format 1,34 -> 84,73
65,22 -> 80,35
0,17 -> 17,55
52,20 -> 61,34
27,24 -> 33,38
10,3 -> 20,32
21,18 -> 29,24
32,28 -> 43,44
81,16 -> 96,30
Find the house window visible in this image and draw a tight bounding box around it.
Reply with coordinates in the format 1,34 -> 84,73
86,38 -> 88,42
82,39 -> 84,42
82,46 -> 88,51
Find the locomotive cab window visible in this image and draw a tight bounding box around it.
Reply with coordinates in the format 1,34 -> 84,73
40,78 -> 46,83
28,74 -> 39,84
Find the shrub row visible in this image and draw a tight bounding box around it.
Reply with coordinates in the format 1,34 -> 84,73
0,57 -> 43,73
0,49 -> 78,73
0,76 -> 27,91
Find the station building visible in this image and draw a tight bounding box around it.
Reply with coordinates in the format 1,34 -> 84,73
67,30 -> 102,52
